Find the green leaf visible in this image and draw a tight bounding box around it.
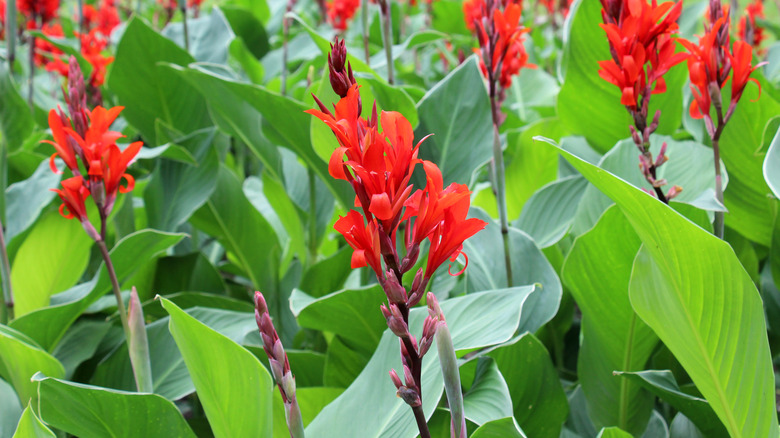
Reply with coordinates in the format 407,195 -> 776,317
10,210 -> 92,317
669,413 -> 706,438
0,64 -> 33,152
10,230 -> 186,350
463,357 -> 513,426
299,246 -> 353,298
718,79 -> 780,244
271,387 -> 343,438
515,175 -> 588,248
415,56 -> 493,185
4,158 -> 60,242
557,0 -> 684,152
615,370 -> 727,437
290,285 -> 387,353
171,64 -> 354,208
764,124 -> 780,198
190,165 -> 280,296
0,378 -> 23,438
544,137 -> 779,437
162,8 -> 234,64
160,298 -> 273,438
11,402 -> 55,438
488,333 -> 568,438
0,325 -> 64,405
470,417 -> 526,438
305,287 -> 531,437
134,143 -> 197,165
562,206 -> 657,435
144,128 -> 220,231
221,5 -> 269,59
597,427 -> 633,438
52,320 -> 111,379
107,17 -> 211,143
463,208 -> 562,334
33,375 -> 195,438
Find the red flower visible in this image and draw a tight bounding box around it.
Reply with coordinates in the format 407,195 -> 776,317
0,0 -> 6,40
83,0 -> 120,37
52,175 -> 90,221
463,0 -> 485,32
44,109 -> 80,174
79,29 -> 113,87
678,19 -> 724,119
34,23 -> 68,75
334,210 -> 383,275
17,0 -> 59,24
737,0 -> 765,54
88,141 -> 142,213
327,0 -> 360,31
726,40 -> 761,107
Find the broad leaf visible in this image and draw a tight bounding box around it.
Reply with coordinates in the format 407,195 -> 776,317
11,403 -> 55,438
515,175 -> 588,248
764,125 -> 780,198
563,206 -> 657,435
463,358 -> 513,426
108,17 -> 211,143
470,417 -> 526,438
0,325 -> 64,405
161,298 -> 273,438
0,378 -> 23,438
4,159 -> 60,242
0,64 -> 33,153
544,138 -> 778,437
34,375 -> 195,438
415,56 -> 493,186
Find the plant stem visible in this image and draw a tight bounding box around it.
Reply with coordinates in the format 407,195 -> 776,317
362,0 -> 370,66
281,12 -> 290,96
380,1 -> 394,84
411,405 -> 431,438
0,220 -> 13,323
489,85 -> 513,287
285,399 -> 306,438
97,240 -> 130,337
179,0 -> 189,52
712,135 -> 724,239
28,27 -> 35,115
7,0 -> 16,68
307,167 -> 318,265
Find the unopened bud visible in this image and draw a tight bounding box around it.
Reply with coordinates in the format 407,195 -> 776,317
389,369 -> 403,389
655,143 -> 669,167
652,178 -> 668,188
269,358 -> 284,382
403,365 -> 415,388
426,292 -> 444,321
629,125 -> 642,147
281,370 -> 296,399
381,304 -> 409,338
400,244 -> 420,272
254,291 -> 269,314
666,185 -> 683,200
397,386 -> 422,407
709,81 -> 723,112
384,270 -> 408,304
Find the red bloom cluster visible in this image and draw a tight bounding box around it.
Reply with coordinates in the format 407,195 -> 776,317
46,58 -> 140,240
308,44 -> 486,302
80,29 -> 114,87
465,0 -> 533,89
35,23 -> 68,76
737,0 -> 765,54
82,0 -> 121,38
0,0 -> 6,40
327,0 -> 360,31
679,1 -> 763,122
597,0 -> 685,111
17,0 -> 60,25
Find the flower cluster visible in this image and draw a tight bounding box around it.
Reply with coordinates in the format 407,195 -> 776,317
597,0 -> 686,202
308,39 -> 486,412
17,0 -> 60,26
464,0 -> 533,89
679,0 -> 764,126
82,0 -> 121,39
326,0 -> 360,31
46,58 -> 141,241
737,0 -> 765,54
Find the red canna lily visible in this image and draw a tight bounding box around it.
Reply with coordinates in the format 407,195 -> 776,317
737,0 -> 765,53
327,0 -> 360,31
51,176 -> 100,240
334,210 -> 383,275
425,208 -> 486,278
44,109 -> 80,174
726,40 -> 762,108
90,141 -> 142,214
17,0 -> 59,24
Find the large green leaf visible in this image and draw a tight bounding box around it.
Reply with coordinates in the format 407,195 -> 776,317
615,370 -> 727,437
463,208 -> 562,334
52,320 -> 111,379
11,403 -> 55,438
4,159 -> 60,242
0,325 -> 64,405
190,165 -> 281,299
34,375 -> 195,438
1,378 -> 23,438
470,417 -> 526,438
718,80 -> 780,244
305,287 -> 532,437
415,56 -> 493,186
0,64 -> 33,152
161,8 -> 234,64
10,230 -> 185,350
488,333 -> 568,438
10,210 -> 92,317
107,17 -> 211,143
563,206 -> 657,435
290,285 -> 387,353
515,175 -> 588,248
160,298 -> 273,438
463,358 -> 513,426
597,427 -> 632,438
171,64 -> 353,208
544,138 -> 778,437
763,125 -> 780,199
557,0 -> 684,152
144,128 -> 220,232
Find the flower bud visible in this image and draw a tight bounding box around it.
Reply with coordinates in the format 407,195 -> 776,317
655,142 -> 668,167
389,369 -> 403,389
382,304 -> 409,339
403,365 -> 415,388
427,292 -> 444,321
666,185 -> 683,200
384,270 -> 408,304
281,370 -> 296,400
397,386 -> 422,407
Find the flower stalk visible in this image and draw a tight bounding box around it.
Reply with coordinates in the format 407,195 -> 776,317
362,0 -> 370,65
378,0 -> 394,84
178,0 -> 189,51
255,291 -> 305,438
428,293 -> 466,438
6,0 -> 16,68
127,287 -> 154,393
0,220 -> 13,323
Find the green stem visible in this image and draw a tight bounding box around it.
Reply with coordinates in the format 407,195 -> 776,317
281,13 -> 290,96
286,398 -> 306,438
492,124 -> 512,287
380,1 -> 394,84
307,167 -> 318,265
28,29 -> 35,115
0,220 -> 13,323
179,1 -> 189,52
713,136 -> 724,239
6,0 -> 16,68
362,0 -> 370,66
